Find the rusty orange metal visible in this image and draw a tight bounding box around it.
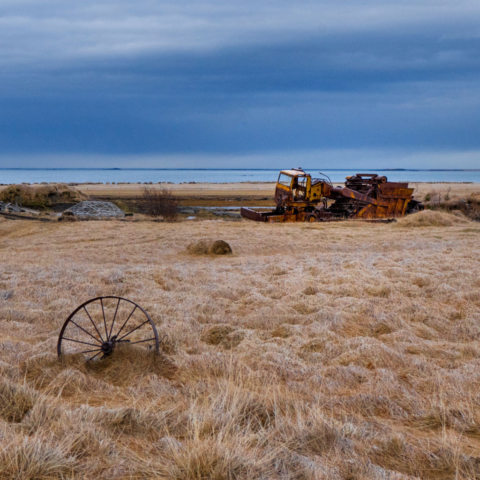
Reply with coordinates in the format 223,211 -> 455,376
241,170 -> 424,223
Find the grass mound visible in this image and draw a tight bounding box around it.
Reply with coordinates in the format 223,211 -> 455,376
201,325 -> 234,345
85,344 -> 178,384
187,239 -> 233,255
0,381 -> 37,423
396,210 -> 469,227
0,184 -> 86,210
23,346 -> 177,391
0,437 -> 73,479
137,440 -> 253,480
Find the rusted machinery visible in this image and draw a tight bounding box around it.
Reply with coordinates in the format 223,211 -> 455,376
241,169 -> 424,223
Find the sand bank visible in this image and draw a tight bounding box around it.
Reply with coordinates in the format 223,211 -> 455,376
77,181 -> 479,197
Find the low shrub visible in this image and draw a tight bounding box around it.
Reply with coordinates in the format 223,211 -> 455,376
141,187 -> 178,221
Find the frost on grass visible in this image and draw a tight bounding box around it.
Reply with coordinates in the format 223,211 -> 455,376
0,217 -> 478,478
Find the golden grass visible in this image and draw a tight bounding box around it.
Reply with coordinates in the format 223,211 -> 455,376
396,210 -> 470,227
0,184 -> 86,210
187,239 -> 233,255
0,213 -> 479,478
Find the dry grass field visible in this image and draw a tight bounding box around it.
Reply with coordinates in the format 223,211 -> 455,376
0,212 -> 480,479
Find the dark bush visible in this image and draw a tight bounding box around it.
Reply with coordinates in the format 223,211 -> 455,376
141,187 -> 178,221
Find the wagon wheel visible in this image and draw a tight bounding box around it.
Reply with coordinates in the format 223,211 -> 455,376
57,296 -> 160,361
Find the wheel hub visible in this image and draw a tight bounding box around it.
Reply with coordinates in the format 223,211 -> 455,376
101,341 -> 114,355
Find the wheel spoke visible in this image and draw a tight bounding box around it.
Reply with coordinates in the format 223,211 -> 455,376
100,298 -> 109,340
115,305 -> 137,338
84,306 -> 105,342
68,319 -> 102,344
130,337 -> 156,345
87,351 -> 102,362
117,319 -> 150,341
108,298 -> 121,340
62,337 -> 100,347
77,348 -> 102,355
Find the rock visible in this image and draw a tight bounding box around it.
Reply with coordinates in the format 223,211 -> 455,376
180,209 -> 196,215
63,201 -> 125,219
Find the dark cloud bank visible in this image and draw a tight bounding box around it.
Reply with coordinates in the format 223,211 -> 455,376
0,0 -> 479,168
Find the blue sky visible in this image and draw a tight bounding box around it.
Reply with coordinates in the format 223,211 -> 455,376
0,0 -> 479,168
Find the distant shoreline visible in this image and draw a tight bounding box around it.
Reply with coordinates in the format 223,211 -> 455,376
1,168 -> 480,172
2,169 -> 480,185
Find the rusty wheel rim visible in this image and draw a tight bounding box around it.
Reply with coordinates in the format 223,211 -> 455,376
57,296 -> 160,361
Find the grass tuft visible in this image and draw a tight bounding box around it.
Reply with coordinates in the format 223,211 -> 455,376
396,210 -> 470,227
0,381 -> 36,423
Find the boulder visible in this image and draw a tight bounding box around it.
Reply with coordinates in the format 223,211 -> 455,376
63,201 -> 125,219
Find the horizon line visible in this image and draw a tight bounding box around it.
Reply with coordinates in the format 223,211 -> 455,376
1,168 -> 479,172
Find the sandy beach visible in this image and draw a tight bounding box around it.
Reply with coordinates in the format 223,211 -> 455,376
77,181 -> 480,197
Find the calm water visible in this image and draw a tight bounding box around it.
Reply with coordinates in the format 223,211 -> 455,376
1,169 -> 479,184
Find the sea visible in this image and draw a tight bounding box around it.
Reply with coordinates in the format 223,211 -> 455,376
0,169 -> 479,184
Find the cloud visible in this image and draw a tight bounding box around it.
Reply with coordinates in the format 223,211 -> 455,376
0,0 -> 479,166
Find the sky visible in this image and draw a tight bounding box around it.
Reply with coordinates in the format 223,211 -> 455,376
0,0 -> 479,169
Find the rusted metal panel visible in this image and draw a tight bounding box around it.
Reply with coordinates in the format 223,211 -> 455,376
240,207 -> 268,222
